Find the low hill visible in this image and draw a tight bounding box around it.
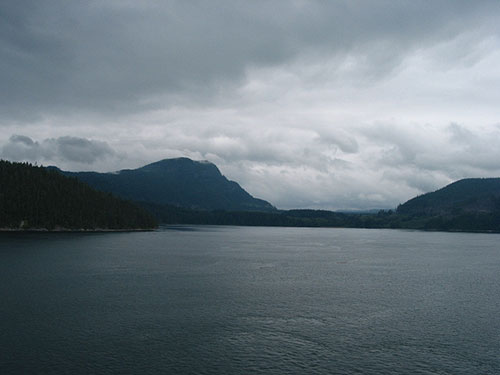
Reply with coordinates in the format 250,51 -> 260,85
138,178 -> 500,232
390,178 -> 500,232
397,178 -> 500,216
0,160 -> 157,230
57,158 -> 275,212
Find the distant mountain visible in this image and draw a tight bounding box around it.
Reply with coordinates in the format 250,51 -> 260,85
0,160 -> 157,230
397,178 -> 500,216
31,157 -> 500,232
56,158 -> 275,212
138,177 -> 500,233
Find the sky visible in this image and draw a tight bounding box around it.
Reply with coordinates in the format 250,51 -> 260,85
2,0 -> 500,210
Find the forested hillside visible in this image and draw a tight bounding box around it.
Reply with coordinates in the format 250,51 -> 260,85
139,180 -> 500,232
0,160 -> 157,230
3,159 -> 497,232
397,178 -> 500,216
58,158 -> 275,211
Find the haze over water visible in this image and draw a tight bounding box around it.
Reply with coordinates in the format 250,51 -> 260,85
1,227 -> 499,374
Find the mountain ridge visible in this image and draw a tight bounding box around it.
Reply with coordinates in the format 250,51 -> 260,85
55,157 -> 275,212
4,157 -> 500,232
397,178 -> 500,216
133,175 -> 500,232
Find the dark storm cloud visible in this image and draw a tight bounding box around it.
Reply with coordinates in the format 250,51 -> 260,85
2,135 -> 115,164
1,0 -> 498,120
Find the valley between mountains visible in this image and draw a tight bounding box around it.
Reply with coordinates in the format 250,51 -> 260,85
2,157 -> 500,232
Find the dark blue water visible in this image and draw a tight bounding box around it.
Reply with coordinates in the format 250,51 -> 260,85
1,227 -> 499,374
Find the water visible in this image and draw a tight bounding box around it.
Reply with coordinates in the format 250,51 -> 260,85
1,226 -> 499,374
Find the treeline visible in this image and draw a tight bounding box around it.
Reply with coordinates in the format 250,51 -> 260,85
4,159 -> 497,232
0,160 -> 157,230
140,204 -> 400,229
141,202 -> 500,232
397,178 -> 500,217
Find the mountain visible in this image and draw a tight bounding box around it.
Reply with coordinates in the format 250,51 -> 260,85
139,177 -> 500,232
57,157 -> 275,212
391,178 -> 500,232
0,160 -> 157,230
397,178 -> 500,216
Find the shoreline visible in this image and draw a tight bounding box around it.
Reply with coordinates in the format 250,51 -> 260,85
0,227 -> 157,233
161,223 -> 500,234
2,224 -> 499,234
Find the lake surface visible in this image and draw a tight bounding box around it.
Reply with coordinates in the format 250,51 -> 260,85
1,226 -> 499,374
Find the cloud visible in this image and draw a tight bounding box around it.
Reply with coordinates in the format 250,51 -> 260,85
1,135 -> 115,166
2,119 -> 500,210
2,135 -> 52,161
1,0 -> 499,121
1,2 -> 500,209
50,136 -> 115,164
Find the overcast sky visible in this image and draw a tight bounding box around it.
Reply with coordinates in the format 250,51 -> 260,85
2,0 -> 500,209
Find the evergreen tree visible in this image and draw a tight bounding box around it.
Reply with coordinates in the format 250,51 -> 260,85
0,160 -> 157,230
